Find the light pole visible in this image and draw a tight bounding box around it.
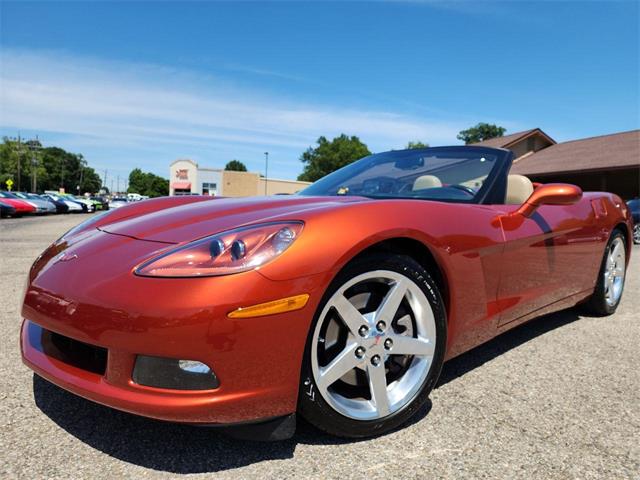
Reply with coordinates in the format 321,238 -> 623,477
264,151 -> 269,195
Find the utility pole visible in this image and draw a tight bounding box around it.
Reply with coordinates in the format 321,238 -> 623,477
78,165 -> 84,194
17,134 -> 22,191
29,135 -> 39,193
117,175 -> 120,194
60,156 -> 64,192
264,151 -> 269,195
103,169 -> 108,192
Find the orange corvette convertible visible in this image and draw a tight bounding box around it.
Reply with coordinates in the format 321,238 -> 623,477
21,146 -> 633,439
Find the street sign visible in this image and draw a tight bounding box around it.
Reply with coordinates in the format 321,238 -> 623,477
6,179 -> 13,191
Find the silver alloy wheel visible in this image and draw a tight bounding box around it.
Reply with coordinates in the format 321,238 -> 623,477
604,237 -> 626,307
634,224 -> 640,244
311,270 -> 436,421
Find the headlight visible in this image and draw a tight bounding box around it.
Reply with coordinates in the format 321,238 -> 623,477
134,221 -> 303,277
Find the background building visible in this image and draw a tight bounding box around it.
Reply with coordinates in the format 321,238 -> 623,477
169,159 -> 311,196
475,128 -> 640,199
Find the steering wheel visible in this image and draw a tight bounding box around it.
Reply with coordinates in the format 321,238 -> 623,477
448,184 -> 476,196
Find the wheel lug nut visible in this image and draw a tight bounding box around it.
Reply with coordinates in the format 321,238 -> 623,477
355,347 -> 366,359
371,354 -> 381,366
376,321 -> 386,332
358,325 -> 369,337
384,338 -> 393,350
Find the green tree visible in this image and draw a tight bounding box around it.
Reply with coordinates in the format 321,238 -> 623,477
298,134 -> 370,182
457,123 -> 506,144
127,168 -> 169,197
0,137 -> 102,193
406,141 -> 429,149
0,138 -> 43,191
225,159 -> 248,172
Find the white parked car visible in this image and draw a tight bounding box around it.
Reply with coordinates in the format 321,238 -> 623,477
43,194 -> 84,213
109,197 -> 129,209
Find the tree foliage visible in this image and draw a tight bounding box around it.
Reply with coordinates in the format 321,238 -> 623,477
127,168 -> 169,197
224,159 -> 248,172
0,137 -> 102,193
406,141 -> 429,149
297,134 -> 370,182
457,123 -> 506,144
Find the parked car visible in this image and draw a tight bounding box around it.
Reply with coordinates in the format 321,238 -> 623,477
108,197 -> 129,209
12,192 -> 57,214
0,200 -> 16,218
0,191 -> 37,215
19,146 -> 633,440
38,195 -> 69,214
627,198 -> 639,244
90,196 -> 109,211
63,195 -> 95,213
42,194 -> 85,213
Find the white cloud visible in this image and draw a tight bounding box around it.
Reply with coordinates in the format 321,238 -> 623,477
0,48 -> 474,178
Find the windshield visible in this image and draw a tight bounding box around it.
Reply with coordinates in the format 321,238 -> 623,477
299,147 -> 504,202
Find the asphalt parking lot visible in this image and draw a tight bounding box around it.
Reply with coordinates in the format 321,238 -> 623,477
1,214 -> 638,479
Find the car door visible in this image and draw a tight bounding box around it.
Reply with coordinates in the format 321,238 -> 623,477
492,199 -> 604,327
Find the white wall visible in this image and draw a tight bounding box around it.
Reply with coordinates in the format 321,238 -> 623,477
169,159 -> 198,195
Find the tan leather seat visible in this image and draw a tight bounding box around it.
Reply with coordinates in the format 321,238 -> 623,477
413,175 -> 442,191
506,174 -> 534,204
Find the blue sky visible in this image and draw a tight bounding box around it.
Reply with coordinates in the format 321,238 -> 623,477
1,1 -> 638,182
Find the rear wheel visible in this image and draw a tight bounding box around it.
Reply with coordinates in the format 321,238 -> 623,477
298,253 -> 446,438
583,230 -> 627,316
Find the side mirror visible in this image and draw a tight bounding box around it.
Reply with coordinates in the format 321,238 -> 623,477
516,183 -> 583,218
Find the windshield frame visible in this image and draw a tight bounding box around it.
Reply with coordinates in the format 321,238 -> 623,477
299,146 -> 513,205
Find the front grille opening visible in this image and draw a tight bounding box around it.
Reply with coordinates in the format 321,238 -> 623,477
29,322 -> 108,375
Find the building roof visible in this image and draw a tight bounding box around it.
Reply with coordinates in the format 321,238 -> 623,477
473,128 -> 555,149
511,129 -> 640,176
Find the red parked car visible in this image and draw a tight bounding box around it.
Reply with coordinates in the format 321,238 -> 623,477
20,146 -> 632,440
0,191 -> 36,215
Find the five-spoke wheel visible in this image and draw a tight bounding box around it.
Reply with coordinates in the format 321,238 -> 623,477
584,229 -> 628,316
603,236 -> 626,307
299,253 -> 445,438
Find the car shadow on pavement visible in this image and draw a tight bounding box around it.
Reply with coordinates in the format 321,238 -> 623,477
33,307 -> 581,474
437,308 -> 581,388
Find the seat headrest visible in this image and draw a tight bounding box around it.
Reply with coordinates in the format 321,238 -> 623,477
506,174 -> 534,204
413,175 -> 442,191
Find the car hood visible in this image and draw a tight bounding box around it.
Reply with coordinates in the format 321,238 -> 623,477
99,195 -> 366,244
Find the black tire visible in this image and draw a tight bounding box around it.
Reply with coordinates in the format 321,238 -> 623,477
298,253 -> 447,438
633,224 -> 640,245
583,229 -> 627,316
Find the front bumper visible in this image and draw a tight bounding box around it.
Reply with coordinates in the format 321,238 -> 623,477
21,229 -> 328,424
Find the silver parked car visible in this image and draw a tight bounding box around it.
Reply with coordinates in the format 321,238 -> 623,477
12,192 -> 56,214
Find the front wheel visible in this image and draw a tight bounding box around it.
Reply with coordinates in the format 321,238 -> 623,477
633,224 -> 639,245
298,253 -> 446,438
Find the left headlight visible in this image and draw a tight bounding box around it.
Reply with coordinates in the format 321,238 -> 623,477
134,221 -> 304,278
